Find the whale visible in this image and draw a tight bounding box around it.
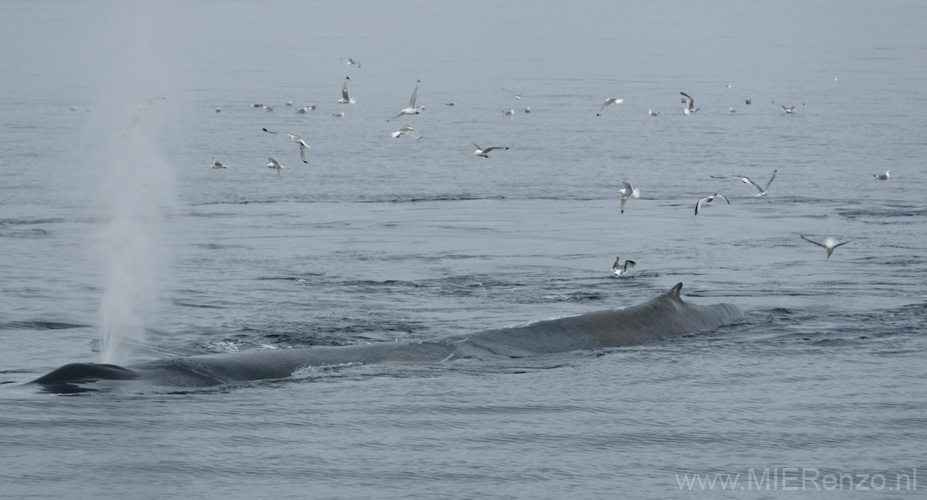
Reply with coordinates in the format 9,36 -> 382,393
28,283 -> 744,393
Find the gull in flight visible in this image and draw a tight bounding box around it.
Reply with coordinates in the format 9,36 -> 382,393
391,125 -> 422,140
800,235 -> 850,259
694,193 -> 730,215
597,97 -> 624,116
473,143 -> 509,158
617,180 -> 641,214
345,57 -> 361,69
612,257 -> 636,276
873,170 -> 890,180
266,157 -> 284,178
262,128 -> 310,163
773,101 -> 803,113
680,92 -> 699,115
388,79 -> 423,122
648,109 -> 659,117
210,160 -> 227,169
337,76 -> 354,104
501,87 -> 523,99
712,170 -> 777,202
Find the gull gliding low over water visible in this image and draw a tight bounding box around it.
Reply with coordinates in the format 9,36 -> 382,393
597,97 -> 623,116
391,126 -> 422,140
612,257 -> 636,276
501,87 -> 523,99
712,170 -> 777,202
388,79 -> 423,122
800,235 -> 850,259
617,181 -> 641,214
694,193 -> 730,215
266,157 -> 283,178
773,101 -> 804,113
680,92 -> 699,115
472,143 -> 509,158
262,128 -> 310,164
337,76 -> 354,104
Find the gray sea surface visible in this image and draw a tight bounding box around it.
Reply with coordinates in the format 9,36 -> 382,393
1,1 -> 926,498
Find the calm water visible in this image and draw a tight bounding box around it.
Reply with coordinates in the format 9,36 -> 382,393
2,1 -> 926,498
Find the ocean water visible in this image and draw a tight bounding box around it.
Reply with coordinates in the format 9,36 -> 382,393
2,0 -> 926,498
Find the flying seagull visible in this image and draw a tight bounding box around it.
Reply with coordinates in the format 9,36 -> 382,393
617,180 -> 641,214
472,143 -> 509,158
612,257 -> 636,276
800,235 -> 850,259
501,87 -> 523,99
391,125 -> 422,140
388,79 -> 423,121
597,97 -> 624,116
680,92 -> 699,115
694,193 -> 730,215
262,128 -> 310,163
337,76 -> 354,104
873,170 -> 890,180
345,57 -> 361,69
712,170 -> 777,202
772,101 -> 803,113
266,157 -> 283,178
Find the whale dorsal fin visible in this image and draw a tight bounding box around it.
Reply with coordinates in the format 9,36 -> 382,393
666,282 -> 683,301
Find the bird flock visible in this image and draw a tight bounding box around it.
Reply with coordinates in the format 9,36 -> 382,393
184,63 -> 889,276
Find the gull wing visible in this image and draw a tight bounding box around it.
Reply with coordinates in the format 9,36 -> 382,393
299,143 -> 309,163
800,235 -> 827,249
680,92 -> 694,109
409,80 -> 420,108
341,77 -> 351,100
764,170 -> 778,191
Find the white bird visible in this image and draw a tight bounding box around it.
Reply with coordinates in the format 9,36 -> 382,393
503,109 -> 515,116
332,112 -> 345,117
726,83 -> 733,89
712,170 -> 777,202
337,76 -> 354,104
297,105 -> 316,114
501,87 -> 523,99
391,125 -> 422,140
388,79 -> 423,121
345,57 -> 361,69
648,109 -> 659,117
210,160 -> 227,169
694,193 -> 730,215
680,92 -> 699,115
612,257 -> 636,276
597,97 -> 623,116
263,105 -> 274,112
524,107 -> 531,113
266,157 -> 284,178
215,107 -> 221,113
69,106 -> 78,111
285,101 -> 293,106
873,170 -> 890,180
262,128 -> 310,164
800,235 -> 850,259
834,76 -> 839,82
745,98 -> 752,105
729,107 -> 736,113
473,143 -> 509,158
617,180 -> 641,214
773,101 -> 803,113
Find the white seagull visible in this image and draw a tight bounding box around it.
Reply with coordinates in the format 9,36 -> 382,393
773,101 -> 803,113
215,107 -> 221,113
745,98 -> 752,105
729,107 -> 736,113
501,87 -> 523,99
800,235 -> 850,259
873,170 -> 890,180
612,257 -> 636,276
388,79 -> 423,121
391,125 -> 422,140
286,101 -> 293,106
503,109 -> 515,116
680,92 -> 699,115
597,97 -> 624,116
297,105 -> 316,114
617,180 -> 641,214
210,160 -> 227,169
694,193 -> 730,215
712,170 -> 777,202
266,157 -> 284,178
262,128 -> 310,164
337,76 -> 354,104
473,143 -> 509,158
648,109 -> 659,117
332,112 -> 345,117
345,57 -> 361,68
